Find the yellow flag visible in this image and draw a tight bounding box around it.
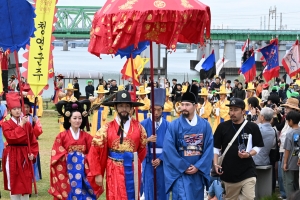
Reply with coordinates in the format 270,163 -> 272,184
27,0 -> 56,96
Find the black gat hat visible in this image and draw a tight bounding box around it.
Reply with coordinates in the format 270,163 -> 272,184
102,90 -> 144,107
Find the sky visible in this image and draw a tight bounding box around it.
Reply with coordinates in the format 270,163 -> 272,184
54,0 -> 300,30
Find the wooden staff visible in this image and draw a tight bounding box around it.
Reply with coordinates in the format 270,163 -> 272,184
149,42 -> 157,200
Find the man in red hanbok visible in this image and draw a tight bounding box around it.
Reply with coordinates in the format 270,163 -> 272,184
87,90 -> 147,200
2,92 -> 39,200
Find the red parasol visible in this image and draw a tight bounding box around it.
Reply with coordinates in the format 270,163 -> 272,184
88,0 -> 211,56
88,1 -> 211,199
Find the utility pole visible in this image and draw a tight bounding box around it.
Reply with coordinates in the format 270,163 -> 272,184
268,6 -> 277,30
280,13 -> 282,30
260,17 -> 262,30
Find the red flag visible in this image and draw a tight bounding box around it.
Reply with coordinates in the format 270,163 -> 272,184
241,38 -> 249,52
282,40 -> 300,77
120,58 -> 140,86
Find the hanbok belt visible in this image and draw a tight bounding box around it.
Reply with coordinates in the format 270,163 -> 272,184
108,150 -> 135,200
7,144 -> 27,146
178,146 -> 202,151
150,148 -> 163,154
163,111 -> 171,115
31,105 -> 39,109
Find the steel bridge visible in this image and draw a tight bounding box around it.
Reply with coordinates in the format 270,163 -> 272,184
54,6 -> 300,41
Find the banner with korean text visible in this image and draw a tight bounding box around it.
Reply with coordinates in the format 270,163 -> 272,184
23,0 -> 57,96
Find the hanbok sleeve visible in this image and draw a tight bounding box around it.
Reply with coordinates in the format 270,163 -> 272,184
87,123 -> 109,177
27,122 -> 39,158
32,118 -> 43,138
137,124 -> 147,162
48,132 -> 71,199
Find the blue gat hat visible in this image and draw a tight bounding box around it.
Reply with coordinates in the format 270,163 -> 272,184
151,88 -> 166,107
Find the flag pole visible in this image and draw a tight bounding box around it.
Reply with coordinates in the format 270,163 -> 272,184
149,42 -> 157,200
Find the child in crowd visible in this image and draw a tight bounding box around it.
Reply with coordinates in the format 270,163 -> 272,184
282,110 -> 300,198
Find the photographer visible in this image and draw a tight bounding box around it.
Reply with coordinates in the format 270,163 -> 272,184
214,98 -> 264,199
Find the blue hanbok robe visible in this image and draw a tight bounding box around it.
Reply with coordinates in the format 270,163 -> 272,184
141,118 -> 170,200
163,114 -> 213,200
0,104 -> 7,159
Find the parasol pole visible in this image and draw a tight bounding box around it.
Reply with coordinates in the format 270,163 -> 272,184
130,54 -> 139,121
13,51 -> 38,195
149,42 -> 157,200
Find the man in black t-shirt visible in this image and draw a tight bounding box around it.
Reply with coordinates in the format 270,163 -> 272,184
213,98 -> 264,200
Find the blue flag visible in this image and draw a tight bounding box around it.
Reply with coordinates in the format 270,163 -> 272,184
202,50 -> 216,71
259,39 -> 280,82
241,53 -> 256,83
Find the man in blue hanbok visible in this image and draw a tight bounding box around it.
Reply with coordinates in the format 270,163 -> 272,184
141,88 -> 170,200
163,85 -> 214,200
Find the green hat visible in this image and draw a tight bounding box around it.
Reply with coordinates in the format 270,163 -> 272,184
280,83 -> 285,88
211,90 -> 217,94
271,86 -> 278,91
86,80 -> 93,84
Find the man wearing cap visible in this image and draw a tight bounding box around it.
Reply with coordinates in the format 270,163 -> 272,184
214,98 -> 264,200
244,82 -> 261,113
89,85 -> 109,136
141,88 -> 170,200
163,85 -> 213,199
87,90 -> 147,200
2,92 -> 39,199
137,86 -> 151,122
212,86 -> 231,132
163,88 -> 173,122
85,80 -> 95,99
